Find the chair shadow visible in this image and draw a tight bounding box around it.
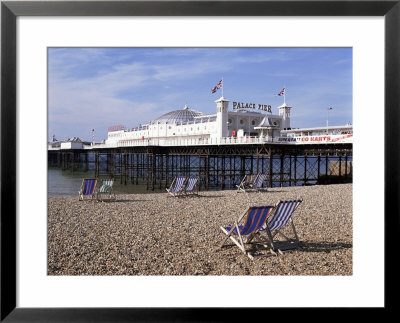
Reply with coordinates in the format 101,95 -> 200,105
190,194 -> 225,198
244,189 -> 287,194
219,240 -> 352,254
298,241 -> 352,253
97,198 -> 140,203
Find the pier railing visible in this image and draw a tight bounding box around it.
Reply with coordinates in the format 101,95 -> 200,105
94,136 -> 276,149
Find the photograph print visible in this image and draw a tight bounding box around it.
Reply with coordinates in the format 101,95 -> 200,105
47,47 -> 353,276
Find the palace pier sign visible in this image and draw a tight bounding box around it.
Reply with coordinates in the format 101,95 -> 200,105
232,101 -> 272,113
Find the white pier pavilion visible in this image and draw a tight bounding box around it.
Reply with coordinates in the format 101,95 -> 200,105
48,97 -> 352,150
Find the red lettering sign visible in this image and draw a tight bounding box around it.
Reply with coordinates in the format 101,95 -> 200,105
108,124 -> 124,132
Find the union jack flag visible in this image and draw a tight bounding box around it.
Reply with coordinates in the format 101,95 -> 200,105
211,80 -> 223,93
275,88 -> 285,96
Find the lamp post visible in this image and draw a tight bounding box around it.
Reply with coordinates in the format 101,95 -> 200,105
91,128 -> 95,145
326,107 -> 333,133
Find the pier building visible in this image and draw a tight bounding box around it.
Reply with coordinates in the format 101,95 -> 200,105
104,97 -> 292,148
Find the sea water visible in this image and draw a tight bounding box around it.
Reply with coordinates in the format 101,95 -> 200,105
48,168 -> 152,197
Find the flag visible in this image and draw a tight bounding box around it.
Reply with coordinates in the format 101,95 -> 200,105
211,79 -> 223,93
275,88 -> 285,96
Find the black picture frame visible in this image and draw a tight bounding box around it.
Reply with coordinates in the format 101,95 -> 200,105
1,0 -> 398,321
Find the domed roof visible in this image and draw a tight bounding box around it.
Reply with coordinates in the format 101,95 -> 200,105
154,105 -> 205,124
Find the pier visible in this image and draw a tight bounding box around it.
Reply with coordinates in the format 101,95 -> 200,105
48,142 -> 352,190
48,94 -> 353,190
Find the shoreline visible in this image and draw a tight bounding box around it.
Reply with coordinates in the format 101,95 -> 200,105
48,183 -> 352,276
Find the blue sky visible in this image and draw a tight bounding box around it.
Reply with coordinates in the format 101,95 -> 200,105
48,47 -> 352,142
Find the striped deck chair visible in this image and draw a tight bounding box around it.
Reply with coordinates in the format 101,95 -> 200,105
262,199 -> 303,253
236,174 -> 258,192
166,176 -> 186,197
219,205 -> 276,259
184,176 -> 200,196
78,178 -> 97,201
253,174 -> 267,191
97,179 -> 115,201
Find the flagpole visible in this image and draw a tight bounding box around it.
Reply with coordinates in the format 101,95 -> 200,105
222,77 -> 224,98
284,86 -> 286,105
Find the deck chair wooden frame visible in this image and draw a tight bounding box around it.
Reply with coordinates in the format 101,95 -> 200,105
97,179 -> 116,202
78,178 -> 97,201
183,176 -> 200,196
236,174 -> 259,193
166,176 -> 187,197
263,199 -> 302,254
219,205 -> 276,259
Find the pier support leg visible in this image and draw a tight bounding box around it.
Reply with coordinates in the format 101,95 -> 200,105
240,156 -> 245,181
304,155 -> 307,186
95,153 -> 99,178
146,153 -> 150,190
152,153 -> 156,191
256,154 -> 259,174
280,153 -> 284,187
326,155 -> 329,178
221,156 -> 225,189
159,154 -> 163,190
205,155 -> 209,191
166,154 -> 169,189
84,153 -> 88,172
268,151 -> 273,188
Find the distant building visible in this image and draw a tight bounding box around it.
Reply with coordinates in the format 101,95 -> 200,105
48,136 -> 91,150
48,135 -> 61,149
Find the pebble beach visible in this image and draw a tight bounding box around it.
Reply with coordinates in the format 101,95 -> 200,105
48,183 -> 352,276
